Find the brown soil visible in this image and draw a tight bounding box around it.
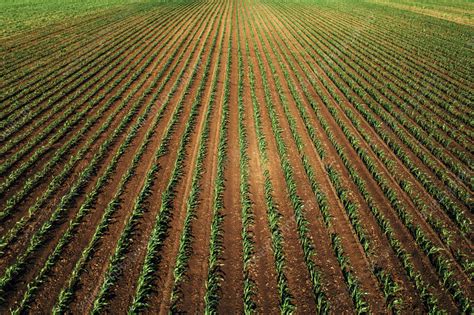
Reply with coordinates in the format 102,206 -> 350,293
1,0 -> 472,313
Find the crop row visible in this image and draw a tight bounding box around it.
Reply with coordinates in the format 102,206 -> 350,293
202,8 -> 232,313
248,9 -> 360,312
308,2 -> 473,97
1,10 -> 160,125
273,4 -> 472,209
0,18 -> 182,220
236,14 -> 257,313
256,4 -> 444,312
168,18 -> 223,311
304,13 -> 473,167
50,6 -> 220,312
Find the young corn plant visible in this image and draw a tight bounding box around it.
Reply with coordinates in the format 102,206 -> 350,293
237,16 -> 257,314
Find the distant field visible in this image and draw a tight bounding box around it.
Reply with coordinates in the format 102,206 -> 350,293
0,0 -> 149,38
368,0 -> 474,25
1,0 -> 473,313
